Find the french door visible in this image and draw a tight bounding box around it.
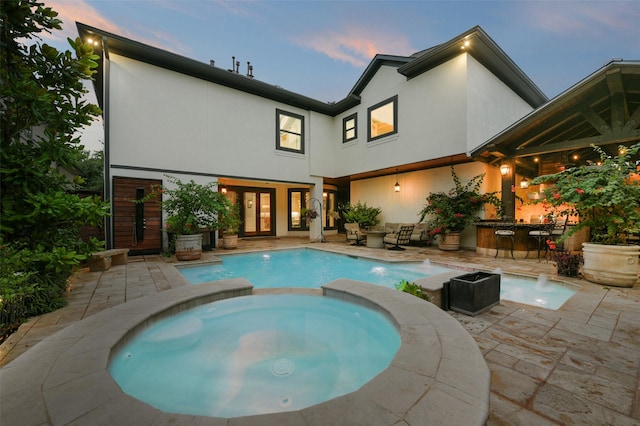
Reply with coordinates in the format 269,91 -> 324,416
226,187 -> 275,237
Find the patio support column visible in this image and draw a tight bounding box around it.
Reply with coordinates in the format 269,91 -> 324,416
500,158 -> 516,220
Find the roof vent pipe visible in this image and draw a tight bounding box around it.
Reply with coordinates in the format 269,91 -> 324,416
247,61 -> 253,78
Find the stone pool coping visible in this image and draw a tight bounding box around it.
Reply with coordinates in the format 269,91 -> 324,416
0,278 -> 489,426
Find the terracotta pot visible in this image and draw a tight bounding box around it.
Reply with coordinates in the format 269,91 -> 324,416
438,232 -> 461,251
582,242 -> 639,287
175,234 -> 203,261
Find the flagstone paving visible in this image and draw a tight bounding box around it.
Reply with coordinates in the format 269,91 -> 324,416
1,235 -> 638,425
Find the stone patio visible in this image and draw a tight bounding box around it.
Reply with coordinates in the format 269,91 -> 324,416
1,235 -> 639,425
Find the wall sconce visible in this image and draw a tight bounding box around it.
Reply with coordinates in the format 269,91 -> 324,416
500,164 -> 510,176
394,171 -> 400,192
221,186 -> 227,194
519,178 -> 529,189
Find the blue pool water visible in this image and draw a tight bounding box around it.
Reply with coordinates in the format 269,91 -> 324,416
109,294 -> 400,417
179,249 -> 577,310
180,248 -> 452,288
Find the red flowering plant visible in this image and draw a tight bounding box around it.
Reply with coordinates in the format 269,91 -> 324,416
531,142 -> 640,245
546,239 -> 583,277
419,166 -> 501,236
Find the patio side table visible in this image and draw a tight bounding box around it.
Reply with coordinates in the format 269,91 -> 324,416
365,231 -> 386,248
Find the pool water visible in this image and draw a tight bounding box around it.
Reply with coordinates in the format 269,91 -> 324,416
500,273 -> 577,310
180,248 -> 451,288
109,294 -> 400,418
179,249 -> 577,310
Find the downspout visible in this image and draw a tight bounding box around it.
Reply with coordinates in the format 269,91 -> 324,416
102,36 -> 113,249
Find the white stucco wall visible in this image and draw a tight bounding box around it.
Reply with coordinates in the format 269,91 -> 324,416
108,54 -> 315,185
326,57 -> 469,178
465,55 -> 534,152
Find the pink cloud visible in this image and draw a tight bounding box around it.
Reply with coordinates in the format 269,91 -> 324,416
45,0 -> 191,56
298,27 -> 416,68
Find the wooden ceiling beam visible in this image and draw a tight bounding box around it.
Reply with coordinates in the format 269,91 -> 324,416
514,130 -> 640,157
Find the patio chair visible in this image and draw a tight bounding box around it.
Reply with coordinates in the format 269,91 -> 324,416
384,225 -> 414,250
345,223 -> 366,245
550,218 -> 568,249
494,221 -> 516,259
527,222 -> 553,260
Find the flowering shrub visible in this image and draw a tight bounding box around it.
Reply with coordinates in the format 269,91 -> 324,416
548,244 -> 583,277
419,166 -> 501,235
532,142 -> 640,245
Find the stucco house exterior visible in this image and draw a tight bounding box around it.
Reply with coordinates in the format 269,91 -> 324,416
77,23 -> 548,254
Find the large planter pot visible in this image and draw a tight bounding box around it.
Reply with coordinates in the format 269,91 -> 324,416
443,272 -> 501,316
175,234 -> 203,261
582,242 -> 640,287
438,232 -> 461,251
222,234 -> 238,250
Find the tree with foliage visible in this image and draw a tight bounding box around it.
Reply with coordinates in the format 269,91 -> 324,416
0,0 -> 109,337
418,166 -> 502,235
76,149 -> 105,192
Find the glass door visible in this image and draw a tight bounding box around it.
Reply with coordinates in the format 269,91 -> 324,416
242,189 -> 274,236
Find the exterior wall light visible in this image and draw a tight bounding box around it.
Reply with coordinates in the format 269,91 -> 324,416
520,178 -> 529,189
500,164 -> 510,176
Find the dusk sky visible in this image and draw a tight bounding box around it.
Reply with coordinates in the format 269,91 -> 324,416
41,0 -> 639,152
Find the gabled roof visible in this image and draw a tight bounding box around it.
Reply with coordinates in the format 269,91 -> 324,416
398,26 -> 547,108
77,23 -> 545,118
470,60 -> 640,177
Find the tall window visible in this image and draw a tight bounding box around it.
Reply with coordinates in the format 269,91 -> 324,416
343,113 -> 357,143
368,95 -> 398,142
289,189 -> 310,230
276,109 -> 304,153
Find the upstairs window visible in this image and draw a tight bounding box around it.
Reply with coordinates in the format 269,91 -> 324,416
368,95 -> 397,142
277,109 -> 304,153
343,113 -> 357,143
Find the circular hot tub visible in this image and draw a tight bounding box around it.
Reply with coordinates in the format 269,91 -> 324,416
109,294 -> 400,417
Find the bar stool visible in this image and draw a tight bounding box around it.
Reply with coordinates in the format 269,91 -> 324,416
527,223 -> 552,259
494,220 -> 515,259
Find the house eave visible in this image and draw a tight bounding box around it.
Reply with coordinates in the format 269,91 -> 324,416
76,22 -> 360,117
398,26 -> 548,108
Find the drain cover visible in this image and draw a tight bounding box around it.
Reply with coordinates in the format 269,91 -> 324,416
272,358 -> 295,376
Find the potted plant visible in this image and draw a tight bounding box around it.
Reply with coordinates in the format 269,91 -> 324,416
301,207 -> 319,221
219,198 -> 242,249
342,201 -> 382,230
145,175 -> 233,260
531,142 -> 640,287
419,166 -> 501,250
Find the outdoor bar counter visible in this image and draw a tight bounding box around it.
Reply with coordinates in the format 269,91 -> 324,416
475,220 -> 586,259
475,220 -> 557,259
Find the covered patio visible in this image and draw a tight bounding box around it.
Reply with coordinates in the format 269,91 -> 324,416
471,60 -> 640,224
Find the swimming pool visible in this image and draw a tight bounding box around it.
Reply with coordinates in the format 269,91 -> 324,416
180,248 -> 452,288
179,248 -> 578,310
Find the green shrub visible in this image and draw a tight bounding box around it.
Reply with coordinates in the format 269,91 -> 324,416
395,279 -> 430,301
